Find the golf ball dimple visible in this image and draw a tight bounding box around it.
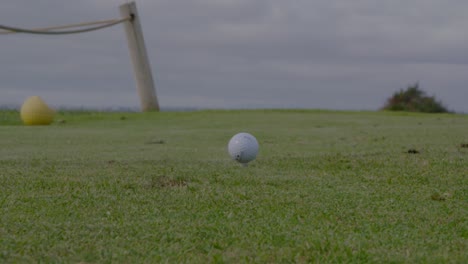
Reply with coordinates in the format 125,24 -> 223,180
228,132 -> 259,164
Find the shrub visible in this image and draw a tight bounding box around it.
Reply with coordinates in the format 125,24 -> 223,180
382,83 -> 449,113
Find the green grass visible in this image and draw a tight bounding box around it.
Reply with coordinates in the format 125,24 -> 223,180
0,109 -> 467,263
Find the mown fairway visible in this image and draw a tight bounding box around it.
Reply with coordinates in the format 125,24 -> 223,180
0,110 -> 467,263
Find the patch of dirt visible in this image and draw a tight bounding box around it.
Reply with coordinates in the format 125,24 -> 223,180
149,175 -> 187,188
145,139 -> 165,145
431,192 -> 452,201
407,149 -> 420,154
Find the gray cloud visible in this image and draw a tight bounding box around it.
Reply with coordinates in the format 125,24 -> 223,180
1,0 -> 467,112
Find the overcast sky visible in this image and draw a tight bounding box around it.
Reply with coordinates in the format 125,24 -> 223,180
1,0 -> 467,112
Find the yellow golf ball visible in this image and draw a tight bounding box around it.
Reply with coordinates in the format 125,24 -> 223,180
20,96 -> 55,125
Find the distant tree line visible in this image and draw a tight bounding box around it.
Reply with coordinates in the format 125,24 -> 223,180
382,83 -> 450,113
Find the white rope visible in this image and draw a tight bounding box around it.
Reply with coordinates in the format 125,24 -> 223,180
0,17 -> 131,35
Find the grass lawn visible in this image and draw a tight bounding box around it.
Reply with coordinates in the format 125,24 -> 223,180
0,109 -> 467,263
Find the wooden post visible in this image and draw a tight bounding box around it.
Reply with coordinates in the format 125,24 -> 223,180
119,1 -> 159,112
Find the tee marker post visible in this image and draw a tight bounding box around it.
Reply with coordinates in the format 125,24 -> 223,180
120,1 -> 159,111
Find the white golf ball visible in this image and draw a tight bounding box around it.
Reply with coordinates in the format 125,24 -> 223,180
228,132 -> 259,164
